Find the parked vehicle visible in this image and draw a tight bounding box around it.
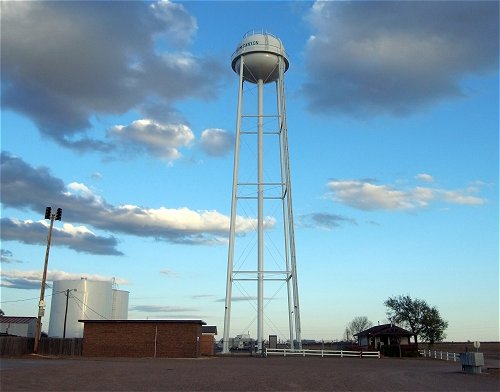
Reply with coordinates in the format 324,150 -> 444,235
217,334 -> 256,351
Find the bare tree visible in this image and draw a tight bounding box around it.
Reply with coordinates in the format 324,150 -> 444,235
346,316 -> 373,343
343,327 -> 352,342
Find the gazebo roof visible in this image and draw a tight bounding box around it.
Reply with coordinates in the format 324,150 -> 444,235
355,323 -> 412,337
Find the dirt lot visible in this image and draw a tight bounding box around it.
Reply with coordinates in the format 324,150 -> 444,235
1,355 -> 499,391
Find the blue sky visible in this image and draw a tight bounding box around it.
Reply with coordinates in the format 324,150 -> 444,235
1,1 -> 498,342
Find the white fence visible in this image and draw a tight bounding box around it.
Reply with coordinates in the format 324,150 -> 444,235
265,348 -> 380,358
419,349 -> 461,362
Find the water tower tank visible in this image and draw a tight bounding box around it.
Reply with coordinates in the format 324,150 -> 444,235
231,31 -> 289,84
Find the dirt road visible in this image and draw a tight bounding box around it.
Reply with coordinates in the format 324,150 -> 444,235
1,356 -> 498,391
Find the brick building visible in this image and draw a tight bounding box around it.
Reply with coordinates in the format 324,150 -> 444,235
80,319 -> 206,358
201,325 -> 218,356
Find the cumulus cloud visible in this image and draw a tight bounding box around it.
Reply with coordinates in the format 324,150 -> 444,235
298,212 -> 356,229
0,269 -> 127,290
303,1 -> 499,116
0,249 -> 22,264
415,173 -> 434,183
215,296 -> 274,302
150,0 -> 198,48
438,189 -> 486,205
1,1 -> 225,152
159,269 -> 179,277
1,218 -> 123,256
190,294 -> 216,300
1,152 -> 274,246
326,178 -> 486,211
108,119 -> 194,161
199,129 -> 235,157
129,305 -> 197,313
91,172 -> 103,181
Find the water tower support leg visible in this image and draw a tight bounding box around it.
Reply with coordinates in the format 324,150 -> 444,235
222,57 -> 245,354
257,78 -> 264,355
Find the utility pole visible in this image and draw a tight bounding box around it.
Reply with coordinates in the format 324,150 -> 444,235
34,207 -> 62,354
63,288 -> 76,338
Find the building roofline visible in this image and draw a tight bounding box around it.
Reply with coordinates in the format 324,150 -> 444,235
78,319 -> 206,325
0,316 -> 38,324
202,325 -> 218,335
354,323 -> 412,337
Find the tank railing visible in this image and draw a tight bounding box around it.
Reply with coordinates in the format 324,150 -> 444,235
243,29 -> 278,39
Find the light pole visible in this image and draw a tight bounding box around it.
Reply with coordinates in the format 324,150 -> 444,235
63,288 -> 77,338
34,207 -> 62,354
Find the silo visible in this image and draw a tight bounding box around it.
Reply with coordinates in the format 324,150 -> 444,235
48,278 -> 112,338
112,289 -> 129,319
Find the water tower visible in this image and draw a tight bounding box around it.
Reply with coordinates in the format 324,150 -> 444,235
223,31 -> 301,354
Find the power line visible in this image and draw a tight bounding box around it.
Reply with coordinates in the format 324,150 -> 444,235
70,295 -> 108,320
0,290 -> 66,304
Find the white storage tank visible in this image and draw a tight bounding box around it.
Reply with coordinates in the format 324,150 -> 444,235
112,289 -> 129,319
48,278 -> 128,338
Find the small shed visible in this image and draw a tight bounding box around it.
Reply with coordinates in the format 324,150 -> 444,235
0,316 -> 37,337
355,323 -> 413,350
201,325 -> 218,356
80,319 -> 206,358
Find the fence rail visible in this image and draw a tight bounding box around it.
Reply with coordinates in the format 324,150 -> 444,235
419,349 -> 460,362
0,337 -> 83,357
266,348 -> 380,358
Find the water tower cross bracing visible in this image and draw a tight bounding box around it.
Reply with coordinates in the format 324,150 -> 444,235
223,31 -> 301,354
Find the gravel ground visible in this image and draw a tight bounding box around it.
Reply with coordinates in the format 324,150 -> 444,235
1,355 -> 499,391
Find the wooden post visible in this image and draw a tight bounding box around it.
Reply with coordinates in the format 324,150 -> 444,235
34,213 -> 55,354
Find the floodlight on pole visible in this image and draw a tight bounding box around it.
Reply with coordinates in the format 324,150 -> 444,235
34,206 -> 62,354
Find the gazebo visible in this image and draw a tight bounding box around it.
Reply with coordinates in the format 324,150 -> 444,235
355,323 -> 413,352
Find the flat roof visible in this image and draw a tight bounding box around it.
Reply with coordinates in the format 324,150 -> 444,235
78,319 -> 206,325
0,316 -> 37,324
202,325 -> 218,335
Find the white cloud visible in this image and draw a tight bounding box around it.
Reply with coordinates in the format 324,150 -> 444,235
160,269 -> 179,277
327,180 -> 417,210
438,190 -> 485,206
199,128 -> 234,157
61,223 -> 95,236
0,269 -> 128,290
1,144 -> 275,247
415,173 -> 434,183
150,0 -> 198,48
1,1 -> 224,151
130,305 -> 197,313
91,172 -> 103,180
160,52 -> 197,71
303,1 -> 498,116
67,182 -> 103,203
0,249 -> 22,264
326,178 -> 486,211
111,205 -> 274,236
297,212 -> 357,230
108,119 -> 194,161
1,217 -> 122,255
